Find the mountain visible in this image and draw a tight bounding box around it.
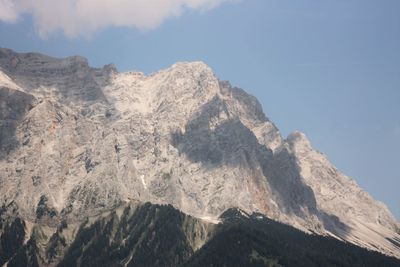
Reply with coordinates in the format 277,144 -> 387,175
1,201 -> 399,267
186,208 -> 400,267
0,48 -> 399,265
1,200 -> 218,267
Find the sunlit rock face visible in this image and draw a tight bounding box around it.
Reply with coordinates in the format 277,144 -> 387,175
0,48 -> 399,262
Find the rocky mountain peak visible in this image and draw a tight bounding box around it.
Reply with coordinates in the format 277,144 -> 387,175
0,48 -> 115,103
0,48 -> 399,259
286,131 -> 313,154
170,61 -> 213,72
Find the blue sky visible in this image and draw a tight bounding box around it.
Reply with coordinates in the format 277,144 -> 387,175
0,0 -> 399,219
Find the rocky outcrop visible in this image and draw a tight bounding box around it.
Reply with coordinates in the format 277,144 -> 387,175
0,48 -> 399,259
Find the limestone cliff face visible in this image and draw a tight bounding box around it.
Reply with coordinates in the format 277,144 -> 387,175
0,48 -> 399,259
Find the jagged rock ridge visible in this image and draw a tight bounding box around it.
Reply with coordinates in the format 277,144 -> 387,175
0,48 -> 399,260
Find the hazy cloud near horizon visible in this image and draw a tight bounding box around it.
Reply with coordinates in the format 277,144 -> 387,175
0,0 -> 233,38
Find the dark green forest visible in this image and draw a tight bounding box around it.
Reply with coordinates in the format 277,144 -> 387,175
185,209 -> 400,267
1,203 -> 399,267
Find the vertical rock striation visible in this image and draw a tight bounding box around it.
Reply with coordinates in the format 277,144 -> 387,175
0,48 -> 399,261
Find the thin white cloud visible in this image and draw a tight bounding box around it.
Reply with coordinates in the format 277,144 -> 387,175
0,0 -> 233,38
0,0 -> 19,22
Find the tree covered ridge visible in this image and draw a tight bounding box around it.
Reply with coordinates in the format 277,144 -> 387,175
1,203 -> 399,266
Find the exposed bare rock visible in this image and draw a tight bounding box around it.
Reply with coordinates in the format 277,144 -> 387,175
0,48 -> 398,259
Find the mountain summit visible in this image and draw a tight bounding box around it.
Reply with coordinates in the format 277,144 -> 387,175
0,48 -> 399,264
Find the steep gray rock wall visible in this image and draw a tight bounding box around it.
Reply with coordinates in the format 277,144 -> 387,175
0,48 -> 399,258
